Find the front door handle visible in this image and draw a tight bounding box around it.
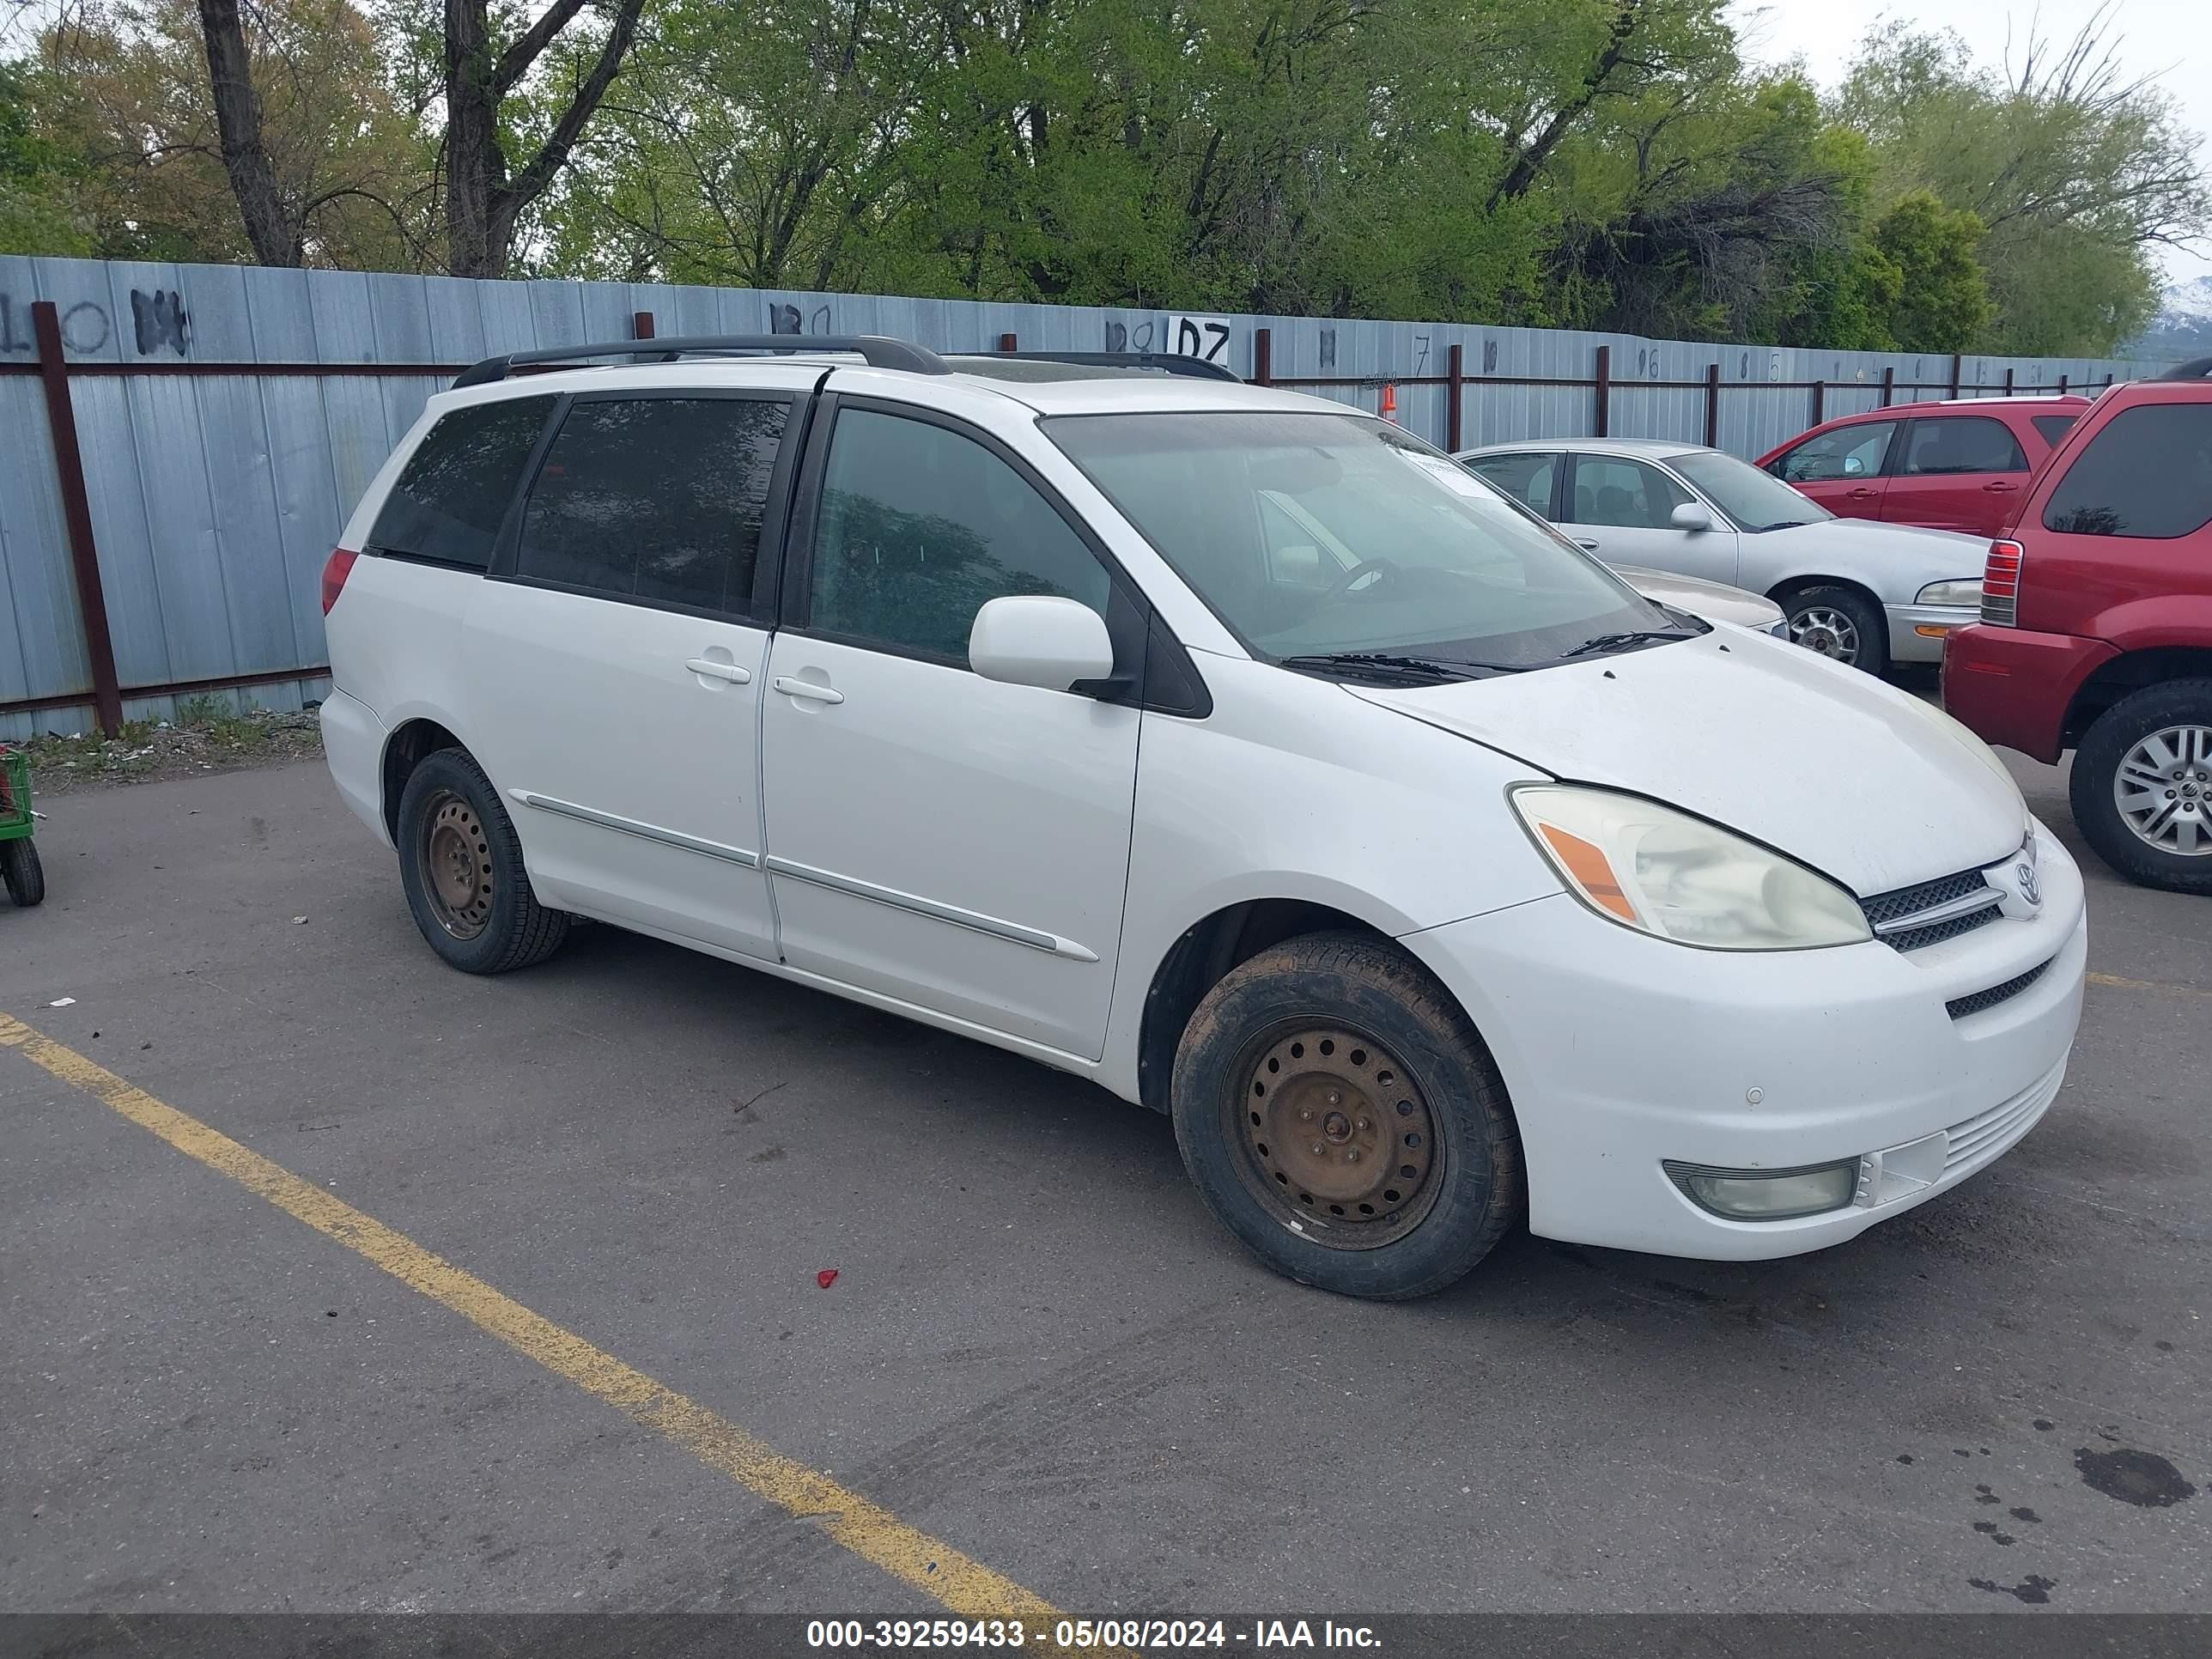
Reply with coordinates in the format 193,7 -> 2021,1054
1573,537 -> 1601,551
1983,480 -> 2020,494
685,658 -> 752,684
773,675 -> 845,705
1846,486 -> 1879,499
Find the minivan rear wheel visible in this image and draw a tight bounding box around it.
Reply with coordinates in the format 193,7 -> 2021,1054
396,749 -> 570,972
2071,679 -> 2212,895
1170,932 -> 1522,1300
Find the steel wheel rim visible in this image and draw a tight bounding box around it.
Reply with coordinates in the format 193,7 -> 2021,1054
1789,605 -> 1860,664
421,791 -> 495,939
2113,724 -> 2212,857
1229,1025 -> 1443,1250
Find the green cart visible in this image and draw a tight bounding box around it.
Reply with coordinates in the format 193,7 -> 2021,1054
1,745 -> 44,907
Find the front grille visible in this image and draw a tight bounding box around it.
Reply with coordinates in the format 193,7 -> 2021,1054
1946,957 -> 2052,1020
1860,866 -> 2006,951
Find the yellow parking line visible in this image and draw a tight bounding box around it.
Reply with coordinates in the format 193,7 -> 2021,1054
2087,971 -> 2212,1000
0,1012 -> 1069,1627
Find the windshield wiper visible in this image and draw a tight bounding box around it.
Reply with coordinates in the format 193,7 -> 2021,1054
1559,629 -> 1698,659
1278,651 -> 1519,683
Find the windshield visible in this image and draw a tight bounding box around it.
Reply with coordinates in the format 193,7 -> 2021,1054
1045,411 -> 1680,672
1670,448 -> 1832,532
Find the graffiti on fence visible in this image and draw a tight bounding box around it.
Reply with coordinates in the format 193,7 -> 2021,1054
0,289 -> 190,357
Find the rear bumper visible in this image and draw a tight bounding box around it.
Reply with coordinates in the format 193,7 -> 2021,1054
1885,604 -> 1977,663
319,688 -> 392,848
1404,823 -> 2085,1261
1941,624 -> 2116,763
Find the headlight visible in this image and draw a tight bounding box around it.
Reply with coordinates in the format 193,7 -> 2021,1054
1510,786 -> 1870,950
1915,580 -> 1983,605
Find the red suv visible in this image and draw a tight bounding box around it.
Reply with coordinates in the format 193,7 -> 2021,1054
1942,360 -> 2212,893
1758,396 -> 2089,538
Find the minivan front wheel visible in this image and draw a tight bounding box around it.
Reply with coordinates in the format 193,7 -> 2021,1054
1170,932 -> 1522,1300
2072,679 -> 2212,895
396,749 -> 570,972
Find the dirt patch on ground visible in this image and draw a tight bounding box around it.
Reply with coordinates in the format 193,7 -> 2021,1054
11,706 -> 324,798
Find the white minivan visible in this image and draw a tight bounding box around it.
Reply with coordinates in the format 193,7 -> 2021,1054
320,337 -> 2086,1300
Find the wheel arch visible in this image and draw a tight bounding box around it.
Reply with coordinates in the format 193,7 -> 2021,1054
2062,648 -> 2212,749
380,714 -> 471,842
1765,573 -> 1885,615
1135,898 -> 1425,1116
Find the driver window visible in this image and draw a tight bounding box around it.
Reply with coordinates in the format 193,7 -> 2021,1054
1565,457 -> 1695,529
810,408 -> 1112,664
1775,422 -> 1896,483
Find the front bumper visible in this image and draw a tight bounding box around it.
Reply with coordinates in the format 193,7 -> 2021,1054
1885,603 -> 1978,664
1403,823 -> 2086,1261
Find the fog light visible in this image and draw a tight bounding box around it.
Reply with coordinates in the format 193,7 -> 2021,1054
1663,1158 -> 1860,1220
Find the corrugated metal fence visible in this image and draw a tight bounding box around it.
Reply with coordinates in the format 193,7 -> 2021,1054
0,254 -> 2164,738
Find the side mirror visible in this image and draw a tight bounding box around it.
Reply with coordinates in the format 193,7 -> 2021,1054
969,595 -> 1115,692
1670,502 -> 1714,532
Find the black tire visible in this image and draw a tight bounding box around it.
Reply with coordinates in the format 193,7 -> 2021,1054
1170,931 -> 1522,1300
2,836 -> 43,907
395,748 -> 569,972
2069,678 -> 2212,896
1779,583 -> 1888,676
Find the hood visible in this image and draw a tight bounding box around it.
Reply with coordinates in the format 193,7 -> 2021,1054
1347,630 -> 2024,896
1612,564 -> 1782,629
1766,515 -> 1988,574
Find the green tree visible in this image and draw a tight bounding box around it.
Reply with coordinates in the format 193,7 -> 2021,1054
1869,190 -> 1990,351
0,60 -> 94,255
1837,19 -> 2206,354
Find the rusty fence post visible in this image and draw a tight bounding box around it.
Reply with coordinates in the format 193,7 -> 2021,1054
1949,353 -> 1963,397
1252,327 -> 1273,386
997,332 -> 1018,351
2058,373 -> 2069,395
31,300 -> 124,737
632,310 -> 656,339
1704,362 -> 1721,447
1880,366 -> 1895,408
1446,343 -> 1464,451
1810,380 -> 1825,427
1593,344 -> 1611,438
2003,366 -> 2014,397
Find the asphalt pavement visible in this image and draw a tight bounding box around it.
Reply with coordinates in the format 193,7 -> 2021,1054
3,749 -> 2208,1621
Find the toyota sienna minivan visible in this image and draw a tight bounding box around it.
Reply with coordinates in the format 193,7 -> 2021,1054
320,336 -> 2086,1299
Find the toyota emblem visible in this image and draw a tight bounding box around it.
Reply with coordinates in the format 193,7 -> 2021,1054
2015,860 -> 2042,908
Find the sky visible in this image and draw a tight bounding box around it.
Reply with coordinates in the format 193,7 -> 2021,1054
1729,0 -> 2212,293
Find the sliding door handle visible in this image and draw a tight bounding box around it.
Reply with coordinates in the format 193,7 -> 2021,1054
685,658 -> 752,684
773,675 -> 845,705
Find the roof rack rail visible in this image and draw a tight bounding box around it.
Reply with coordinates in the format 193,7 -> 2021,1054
962,349 -> 1242,383
452,333 -> 950,388
2153,355 -> 2212,382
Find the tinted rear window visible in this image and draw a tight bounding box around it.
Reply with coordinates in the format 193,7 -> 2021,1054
517,396 -> 789,615
2043,404 -> 2212,539
2030,414 -> 2079,447
1900,415 -> 2027,476
367,397 -> 553,569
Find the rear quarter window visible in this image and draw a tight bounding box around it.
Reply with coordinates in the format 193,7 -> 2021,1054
2030,413 -> 2079,447
2042,403 -> 2212,539
367,397 -> 555,569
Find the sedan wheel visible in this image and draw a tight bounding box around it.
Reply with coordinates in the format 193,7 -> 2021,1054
1790,605 -> 1860,664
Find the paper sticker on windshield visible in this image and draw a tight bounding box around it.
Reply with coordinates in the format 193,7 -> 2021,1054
1401,452 -> 1498,500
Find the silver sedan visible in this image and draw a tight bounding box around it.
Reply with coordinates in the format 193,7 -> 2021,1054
1457,438 -> 1988,673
